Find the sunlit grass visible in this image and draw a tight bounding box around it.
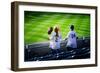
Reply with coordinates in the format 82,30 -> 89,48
24,11 -> 90,44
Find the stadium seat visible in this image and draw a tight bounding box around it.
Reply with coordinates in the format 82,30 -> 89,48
24,38 -> 90,61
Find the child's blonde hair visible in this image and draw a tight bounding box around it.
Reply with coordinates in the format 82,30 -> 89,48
54,25 -> 60,37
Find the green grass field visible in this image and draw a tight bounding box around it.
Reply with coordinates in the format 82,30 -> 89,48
24,11 -> 90,44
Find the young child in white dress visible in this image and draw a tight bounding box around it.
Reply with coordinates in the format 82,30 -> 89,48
48,27 -> 54,49
48,26 -> 62,54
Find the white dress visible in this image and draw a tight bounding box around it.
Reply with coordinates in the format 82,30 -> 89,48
49,32 -> 62,49
66,31 -> 77,48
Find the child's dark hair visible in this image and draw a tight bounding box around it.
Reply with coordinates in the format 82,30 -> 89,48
48,27 -> 53,35
70,25 -> 74,30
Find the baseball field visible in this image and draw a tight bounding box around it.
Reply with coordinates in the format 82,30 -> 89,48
24,11 -> 90,44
